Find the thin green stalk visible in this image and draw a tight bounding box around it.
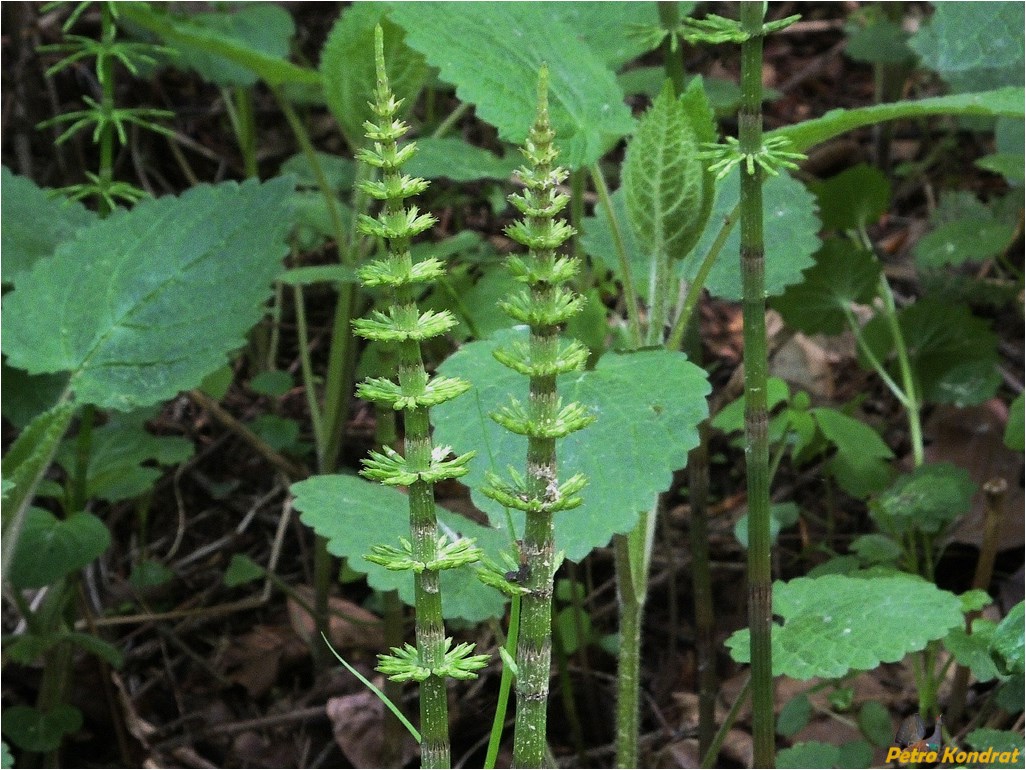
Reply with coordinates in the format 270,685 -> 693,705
550,608 -> 587,764
484,596 -> 521,769
658,1 -> 687,95
876,274 -> 924,466
701,675 -> 752,769
589,163 -> 643,345
613,527 -> 645,769
95,3 -> 116,216
737,4 -> 775,765
292,282 -> 325,456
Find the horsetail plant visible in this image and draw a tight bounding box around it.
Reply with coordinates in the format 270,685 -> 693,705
480,66 -> 595,768
351,26 -> 487,769
691,5 -> 803,766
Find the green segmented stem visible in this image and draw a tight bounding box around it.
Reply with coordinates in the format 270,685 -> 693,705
483,67 -> 594,768
352,27 -> 482,768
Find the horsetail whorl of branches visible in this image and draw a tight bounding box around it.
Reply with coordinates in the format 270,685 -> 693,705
351,25 -> 486,769
482,65 -> 595,768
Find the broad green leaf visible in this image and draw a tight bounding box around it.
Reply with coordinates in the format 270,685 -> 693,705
965,729 -> 1026,762
812,407 -> 894,497
291,473 -> 508,622
772,88 -> 1026,153
909,3 -> 1025,93
812,164 -> 891,231
726,574 -> 965,679
845,18 -> 915,65
914,192 -> 1018,269
1006,393 -> 1024,451
623,78 -> 716,262
849,534 -> 902,566
777,742 -> 841,769
686,172 -> 820,301
405,137 -> 519,182
249,415 -> 301,453
944,619 -> 1002,682
0,362 -> 68,430
386,2 -> 636,169
777,694 -> 811,737
735,503 -> 799,549
55,410 -> 193,502
772,239 -> 881,335
120,4 -> 318,87
147,4 -> 296,87
1,705 -> 82,753
320,3 -> 427,148
871,462 -> 975,536
249,370 -> 294,397
129,559 -> 176,589
433,329 -> 710,561
521,3 -> 665,71
2,177 -> 293,411
991,601 -> 1025,675
1,167 -> 96,286
858,701 -> 894,747
8,509 -> 110,589
280,152 -> 357,193
860,299 -> 1000,407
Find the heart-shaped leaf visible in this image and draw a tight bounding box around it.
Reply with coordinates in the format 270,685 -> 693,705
291,473 -> 508,622
8,509 -> 110,589
432,328 -> 710,561
1,705 -> 82,753
726,573 -> 965,679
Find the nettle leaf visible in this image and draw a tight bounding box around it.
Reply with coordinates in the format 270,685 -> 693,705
1,704 -> 82,753
149,4 -> 296,88
386,2 -> 636,169
966,728 -> 1025,759
321,3 -> 427,148
55,409 -> 193,503
773,88 -> 1025,154
871,462 -> 975,536
405,137 -> 519,182
291,474 -> 507,622
772,239 -> 881,336
909,2 -> 1025,93
2,178 -> 293,411
121,4 -> 318,88
812,407 -> 894,497
685,172 -> 820,301
433,328 -> 710,561
945,619 -> 1002,683
914,197 -> 1017,269
776,742 -> 843,769
991,600 -> 1025,675
845,18 -> 915,66
519,3 -> 665,71
2,403 -> 76,527
726,574 -> 965,679
1,167 -> 97,286
623,78 -> 716,262
8,509 -> 110,589
860,299 -> 1000,407
812,164 -> 891,231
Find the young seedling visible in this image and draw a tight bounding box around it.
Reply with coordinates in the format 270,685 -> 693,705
352,26 -> 487,768
480,66 -> 595,767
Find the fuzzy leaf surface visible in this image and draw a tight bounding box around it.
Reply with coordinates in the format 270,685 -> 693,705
623,78 -> 716,262
686,172 -> 820,301
909,3 -> 1024,92
812,164 -> 891,231
320,3 -> 427,148
432,328 -> 710,561
726,574 -> 965,679
1,167 -> 97,286
386,2 -> 636,169
871,462 -> 975,536
8,509 -> 111,589
772,239 -> 881,335
2,178 -> 293,410
291,474 -> 507,622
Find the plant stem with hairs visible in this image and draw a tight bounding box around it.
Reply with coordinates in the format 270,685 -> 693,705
481,66 -> 594,768
352,27 -> 487,768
